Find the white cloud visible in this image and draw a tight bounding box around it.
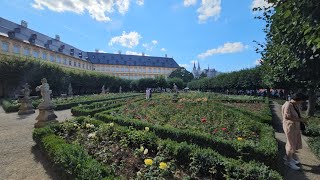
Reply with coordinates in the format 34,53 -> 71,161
126,51 -> 141,55
143,40 -> 158,51
197,0 -> 221,23
109,31 -> 142,48
136,0 -> 144,6
251,0 -> 273,9
198,42 -> 247,59
184,0 -> 197,7
152,40 -> 158,45
179,64 -> 189,68
160,48 -> 166,52
31,0 -> 133,22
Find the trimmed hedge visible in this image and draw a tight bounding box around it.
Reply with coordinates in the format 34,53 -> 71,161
33,126 -> 117,180
1,99 -> 20,113
1,94 -> 142,113
37,117 -> 282,179
71,95 -> 143,116
94,111 -> 277,167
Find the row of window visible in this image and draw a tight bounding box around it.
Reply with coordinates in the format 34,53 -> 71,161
1,39 -> 174,77
118,75 -> 156,79
94,66 -> 171,74
1,40 -> 92,70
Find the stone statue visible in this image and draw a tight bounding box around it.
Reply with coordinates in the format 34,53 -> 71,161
119,86 -> 122,93
35,78 -> 57,128
101,85 -> 105,94
18,83 -> 35,115
68,83 -> 73,96
173,83 -> 178,93
36,78 -> 53,108
172,83 -> 178,103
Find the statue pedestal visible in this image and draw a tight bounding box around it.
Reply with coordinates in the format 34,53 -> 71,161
35,105 -> 58,128
18,98 -> 35,115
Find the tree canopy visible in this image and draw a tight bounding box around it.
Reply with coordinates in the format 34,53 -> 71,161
255,0 -> 320,116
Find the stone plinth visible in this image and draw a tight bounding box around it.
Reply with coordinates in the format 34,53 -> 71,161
35,106 -> 58,128
18,98 -> 35,115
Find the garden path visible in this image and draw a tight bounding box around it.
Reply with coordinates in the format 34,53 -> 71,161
0,105 -> 72,180
270,101 -> 320,180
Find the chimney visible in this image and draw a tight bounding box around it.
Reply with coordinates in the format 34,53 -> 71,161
118,50 -> 121,54
21,20 -> 28,28
55,35 -> 60,41
165,54 -> 167,58
95,49 -> 99,53
142,52 -> 145,56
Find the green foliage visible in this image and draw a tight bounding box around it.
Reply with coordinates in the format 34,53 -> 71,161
158,140 -> 282,180
188,67 -> 264,91
95,111 -> 277,166
71,95 -> 143,116
308,137 -> 320,159
255,0 -> 320,115
168,67 -> 194,83
33,127 -> 113,179
1,99 -> 20,112
304,117 -> 320,136
52,117 -> 281,179
0,55 -> 131,97
167,78 -> 184,89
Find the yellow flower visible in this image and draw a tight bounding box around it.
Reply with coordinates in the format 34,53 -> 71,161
144,159 -> 153,166
109,123 -> 114,127
237,137 -> 243,141
143,148 -> 149,155
145,127 -> 149,132
159,162 -> 168,170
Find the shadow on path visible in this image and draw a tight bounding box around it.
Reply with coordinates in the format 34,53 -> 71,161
31,145 -> 69,180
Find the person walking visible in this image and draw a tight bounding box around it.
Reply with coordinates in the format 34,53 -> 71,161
281,93 -> 307,170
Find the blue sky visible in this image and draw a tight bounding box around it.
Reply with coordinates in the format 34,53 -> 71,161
0,0 -> 272,72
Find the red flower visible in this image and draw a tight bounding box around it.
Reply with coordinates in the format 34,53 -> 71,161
221,128 -> 227,131
201,117 -> 206,123
213,129 -> 218,134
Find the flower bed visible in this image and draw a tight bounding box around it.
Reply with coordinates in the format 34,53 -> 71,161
33,117 -> 282,179
71,95 -> 145,116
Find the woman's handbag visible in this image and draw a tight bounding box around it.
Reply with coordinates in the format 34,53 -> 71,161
292,103 -> 306,131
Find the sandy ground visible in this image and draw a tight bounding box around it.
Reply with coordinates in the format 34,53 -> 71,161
0,106 -> 72,180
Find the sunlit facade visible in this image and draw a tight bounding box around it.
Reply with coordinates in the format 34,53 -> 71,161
0,17 -> 179,79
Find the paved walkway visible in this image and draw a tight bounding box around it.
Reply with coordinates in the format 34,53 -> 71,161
0,106 -> 72,180
270,101 -> 320,180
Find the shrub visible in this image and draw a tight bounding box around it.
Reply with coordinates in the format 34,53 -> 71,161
33,127 -> 114,179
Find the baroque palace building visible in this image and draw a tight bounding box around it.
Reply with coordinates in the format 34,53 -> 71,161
0,17 -> 179,79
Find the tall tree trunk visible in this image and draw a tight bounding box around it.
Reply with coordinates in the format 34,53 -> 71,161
307,88 -> 317,117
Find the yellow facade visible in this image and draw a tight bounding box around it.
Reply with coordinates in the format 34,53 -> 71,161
0,36 -> 176,79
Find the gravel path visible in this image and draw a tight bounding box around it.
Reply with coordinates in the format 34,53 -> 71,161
0,106 -> 73,180
270,101 -> 320,180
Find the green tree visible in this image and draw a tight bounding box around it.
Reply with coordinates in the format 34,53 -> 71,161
168,67 -> 194,83
155,75 -> 168,89
256,0 -> 320,116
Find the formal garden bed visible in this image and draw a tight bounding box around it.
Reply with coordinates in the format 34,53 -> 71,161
93,94 -> 277,167
33,116 -> 282,179
1,93 -> 141,113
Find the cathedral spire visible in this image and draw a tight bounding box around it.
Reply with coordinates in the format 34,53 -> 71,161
197,62 -> 200,71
